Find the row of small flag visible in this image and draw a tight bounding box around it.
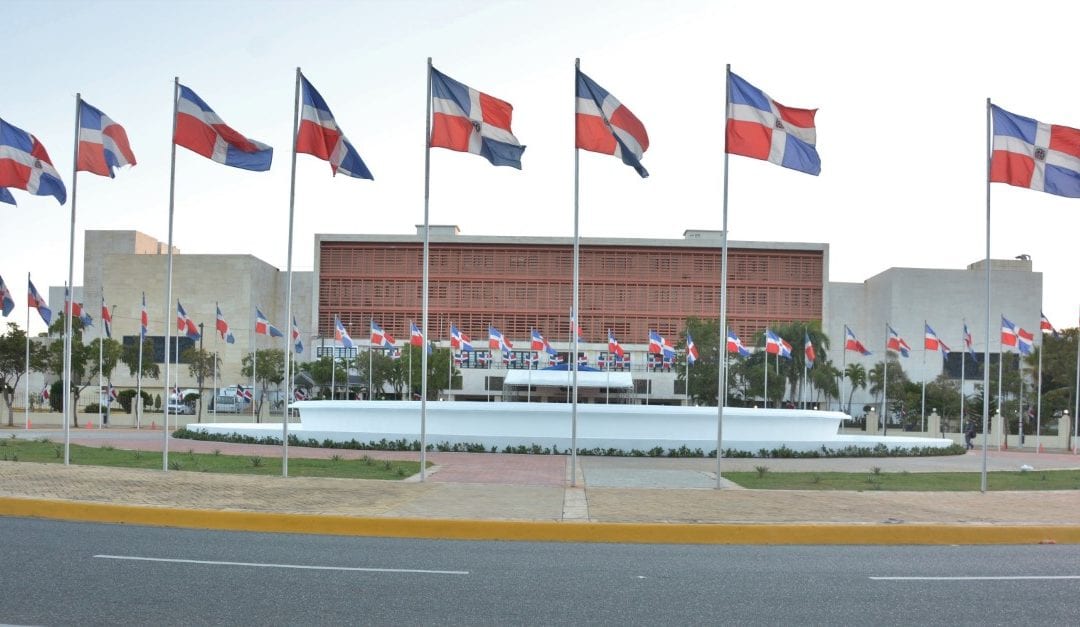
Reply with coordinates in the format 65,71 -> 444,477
839,314 -> 1059,362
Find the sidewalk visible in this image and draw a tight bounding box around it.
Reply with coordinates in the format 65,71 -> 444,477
2,427 -> 1079,544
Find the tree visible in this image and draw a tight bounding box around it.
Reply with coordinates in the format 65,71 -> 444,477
241,348 -> 284,421
297,355 -> 347,399
183,347 -> 220,423
843,363 -> 867,416
0,323 -> 46,426
120,337 -> 160,379
675,317 -> 722,406
809,361 -> 841,410
867,356 -> 913,425
45,314 -> 99,427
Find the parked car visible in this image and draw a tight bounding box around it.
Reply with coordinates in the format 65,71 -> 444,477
165,402 -> 194,415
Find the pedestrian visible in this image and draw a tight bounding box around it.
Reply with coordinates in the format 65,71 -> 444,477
964,422 -> 976,450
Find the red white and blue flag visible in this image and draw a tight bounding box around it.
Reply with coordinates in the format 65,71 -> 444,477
293,387 -> 308,401
296,74 -> 373,180
924,323 -> 941,351
174,84 -> 273,171
0,275 -> 14,317
963,322 -> 976,358
531,328 -> 547,351
764,329 -> 784,355
488,325 -> 512,351
0,188 -> 14,205
101,296 -> 112,338
410,321 -> 424,347
177,301 -> 200,340
215,305 -> 235,344
27,278 -> 51,325
0,118 -> 66,204
76,100 -> 136,178
430,67 -> 524,168
334,315 -> 354,349
140,292 -> 148,340
886,325 -> 910,357
1001,316 -> 1018,347
1040,312 -> 1059,338
292,316 -> 303,354
1017,327 -> 1035,355
370,320 -> 388,347
727,72 -> 820,176
844,326 -> 872,356
575,70 -> 649,178
450,324 -> 473,352
662,337 -> 676,361
727,329 -> 750,357
648,330 -> 664,354
990,105 -> 1080,198
255,307 -> 283,338
686,332 -> 699,365
608,329 -> 625,358
570,313 -> 585,343
236,385 -> 252,401
64,287 -> 92,326
804,332 -> 815,368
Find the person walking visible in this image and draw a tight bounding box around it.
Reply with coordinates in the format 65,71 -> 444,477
964,422 -> 977,450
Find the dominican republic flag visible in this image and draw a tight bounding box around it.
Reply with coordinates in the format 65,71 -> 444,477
886,325 -> 910,357
608,329 -> 625,358
844,326 -> 872,356
254,307 -> 283,338
292,316 -> 303,354
0,275 -> 14,317
370,320 -> 394,349
924,323 -> 941,351
530,328 -> 546,350
410,321 -> 424,347
174,84 -> 273,171
176,301 -> 200,340
296,74 -> 373,179
390,347 -> 402,360
27,278 -> 51,325
101,296 -> 112,338
764,329 -> 784,355
570,314 -> 585,343
450,324 -> 473,352
686,333 -> 699,365
430,66 -> 525,168
477,352 -> 491,367
648,330 -> 664,354
0,118 -> 66,204
727,72 -> 820,176
76,100 -> 136,178
542,336 -> 556,356
107,385 -> 118,402
990,105 -> 1080,198
727,329 -> 750,357
1017,328 -> 1035,355
334,315 -> 354,349
1040,312 -> 1059,338
64,288 -> 91,326
575,70 -> 649,178
937,339 -> 952,358
40,385 -> 49,402
662,337 -> 676,361
215,305 -> 235,344
293,387 -> 308,401
804,332 -> 815,368
0,188 -> 15,205
236,385 -> 252,401
963,322 -> 976,358
1001,316 -> 1018,346
140,292 -> 148,340
488,326 -> 513,351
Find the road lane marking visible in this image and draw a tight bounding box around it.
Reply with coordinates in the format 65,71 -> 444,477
94,554 -> 468,575
871,576 -> 1080,581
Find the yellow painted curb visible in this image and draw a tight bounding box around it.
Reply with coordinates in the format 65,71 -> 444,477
2,497 -> 1079,544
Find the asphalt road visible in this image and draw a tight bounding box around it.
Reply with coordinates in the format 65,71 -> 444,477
2,518 -> 1078,625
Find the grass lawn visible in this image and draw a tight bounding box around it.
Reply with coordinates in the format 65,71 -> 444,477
0,437 -> 424,480
725,469 -> 1080,491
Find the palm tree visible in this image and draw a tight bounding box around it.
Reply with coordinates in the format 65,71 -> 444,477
844,363 -> 867,415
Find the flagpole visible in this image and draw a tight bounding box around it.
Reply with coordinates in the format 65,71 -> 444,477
98,288 -> 104,429
997,315 -> 1003,433
62,94 -> 84,465
841,326 -> 848,415
882,323 -> 889,436
163,77 -> 180,471
570,58 -> 582,487
279,67 -> 302,477
251,313 -> 257,422
368,316 -> 373,400
137,292 -> 144,429
980,98 -> 992,492
1018,346 -> 1024,448
24,272 -> 30,430
1036,327 -> 1043,453
921,320 -> 927,431
420,57 -> 433,481
716,63 -> 732,489
960,320 -> 967,438
1073,303 -> 1079,455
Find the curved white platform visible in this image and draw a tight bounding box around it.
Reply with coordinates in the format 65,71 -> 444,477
186,400 -> 955,454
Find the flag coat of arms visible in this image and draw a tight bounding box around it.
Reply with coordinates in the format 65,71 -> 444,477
430,67 -> 525,168
727,72 -> 820,175
990,105 -> 1080,198
575,70 -> 649,177
296,74 -> 373,179
0,118 -> 67,204
174,85 -> 273,171
77,100 -> 136,178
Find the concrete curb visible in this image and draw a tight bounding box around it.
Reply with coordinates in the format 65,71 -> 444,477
3,497 -> 1079,545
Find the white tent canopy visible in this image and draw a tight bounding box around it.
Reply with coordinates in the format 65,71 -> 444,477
502,369 -> 634,389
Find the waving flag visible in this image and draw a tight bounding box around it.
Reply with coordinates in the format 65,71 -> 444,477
662,337 -> 676,361
410,321 -> 424,347
488,326 -> 506,350
844,326 -> 872,356
174,84 -> 273,171
575,70 -> 649,178
236,385 -> 252,401
293,387 -> 308,401
570,314 -> 585,343
430,67 -> 525,168
0,188 -> 14,205
686,333 -> 699,365
370,320 -> 394,348
101,297 -> 112,338
937,339 -> 952,358
727,72 -> 820,176
727,329 -> 751,357
292,316 -> 303,353
0,118 -> 67,204
40,385 -> 49,403
963,322 -> 976,358
176,301 -> 200,340
215,305 -> 235,344
255,307 -> 283,338
140,292 -> 148,340
990,105 -> 1080,198
76,100 -> 136,178
27,278 -> 51,325
64,287 -> 84,321
334,315 -> 354,349
608,329 -> 625,358
804,332 -> 815,368
530,329 -> 546,351
296,74 -> 373,179
648,330 -> 664,354
764,329 -> 784,354
1001,316 -> 1018,346
924,323 -> 941,351
0,275 -> 14,317
451,324 -> 473,352
1040,312 -> 1059,339
1017,328 -> 1035,355
886,325 -> 910,357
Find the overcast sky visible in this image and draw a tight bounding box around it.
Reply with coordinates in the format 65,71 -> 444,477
3,0 -> 1078,338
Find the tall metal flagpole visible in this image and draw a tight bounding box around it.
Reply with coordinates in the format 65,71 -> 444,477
98,289 -> 104,429
251,313 -> 257,421
281,66 -> 301,478
716,64 -> 732,488
63,94 -> 83,465
841,326 -> 848,415
960,320 -> 967,437
137,292 -> 144,429
997,316 -> 1003,427
1073,304 -> 1079,454
163,77 -> 180,471
571,58 -> 581,486
24,273 -> 30,430
1036,327 -> 1043,453
980,98 -> 993,492
420,57 -> 433,481
882,323 -> 889,435
920,319 -> 927,431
